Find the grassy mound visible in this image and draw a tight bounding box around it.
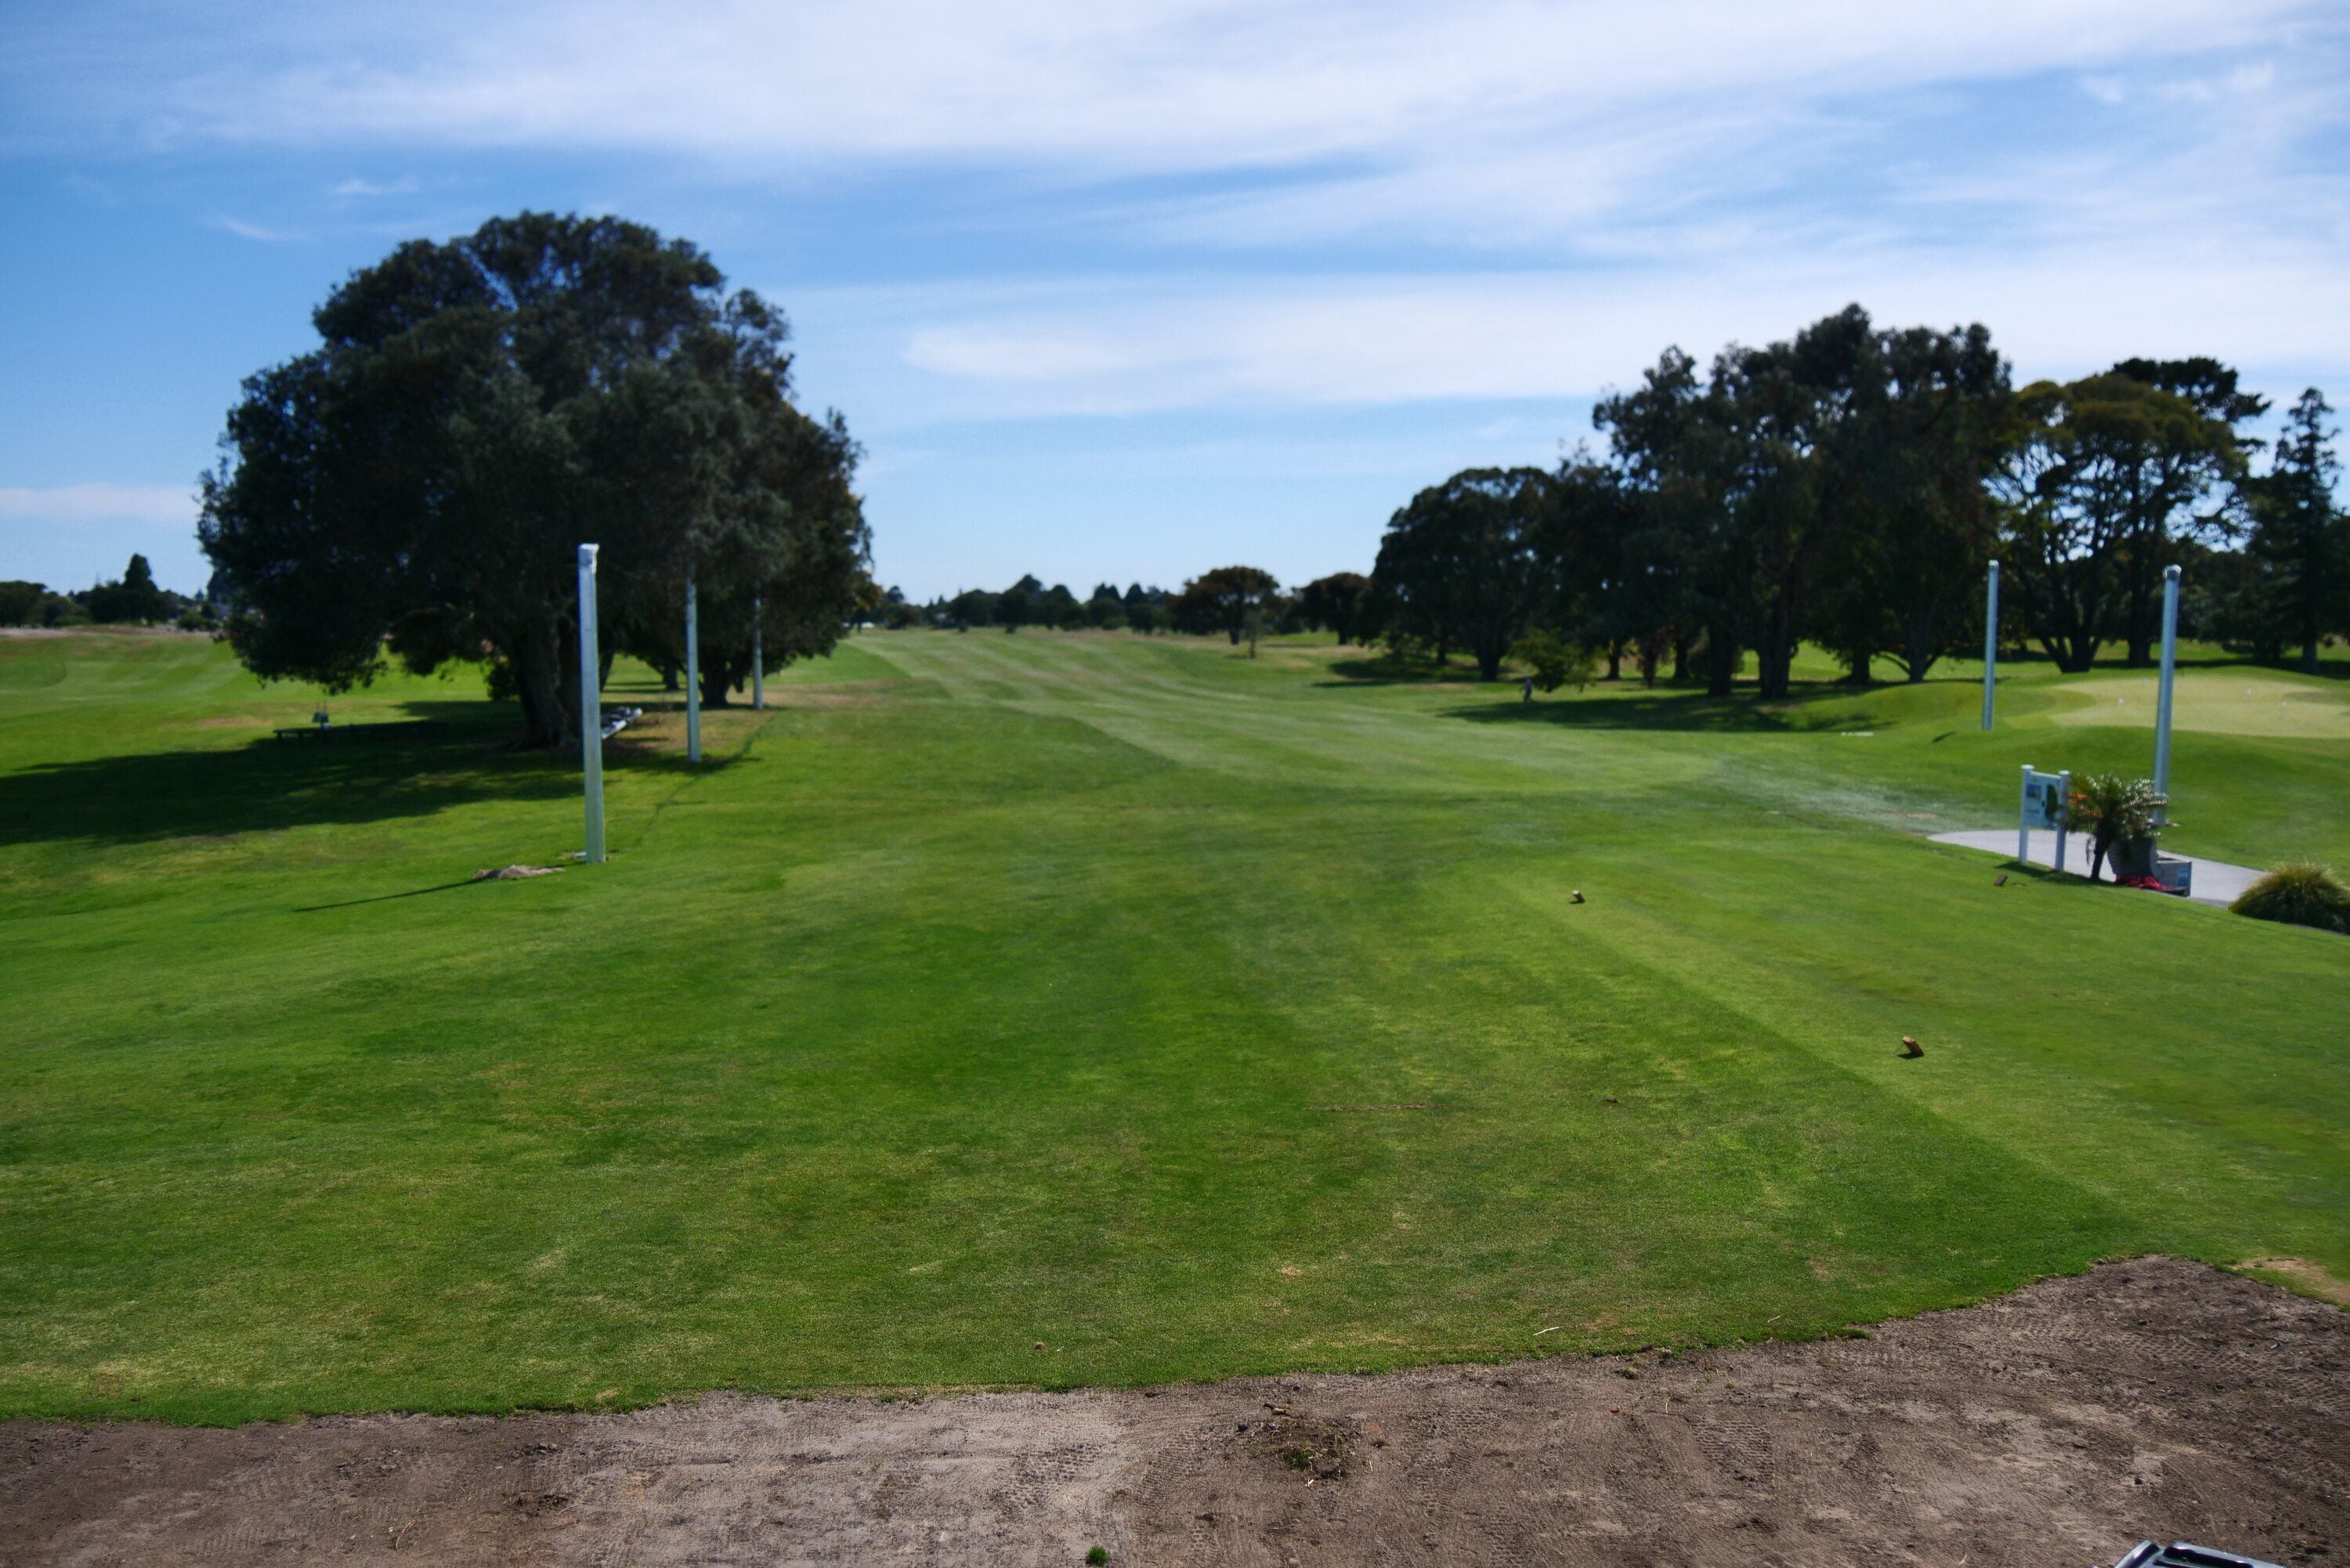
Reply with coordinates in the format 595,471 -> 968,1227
2231,862 -> 2350,934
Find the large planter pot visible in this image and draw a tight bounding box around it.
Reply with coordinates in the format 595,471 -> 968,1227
2110,836 -> 2158,880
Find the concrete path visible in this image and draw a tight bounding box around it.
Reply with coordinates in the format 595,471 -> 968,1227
1930,829 -> 2262,908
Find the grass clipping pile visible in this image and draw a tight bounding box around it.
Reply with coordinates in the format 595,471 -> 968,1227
4,1258 -> 2345,1566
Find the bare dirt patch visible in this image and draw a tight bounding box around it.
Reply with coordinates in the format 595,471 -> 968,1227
2,1258 -> 2342,1566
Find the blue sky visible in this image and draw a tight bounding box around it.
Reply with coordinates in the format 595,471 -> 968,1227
3,2 -> 2346,599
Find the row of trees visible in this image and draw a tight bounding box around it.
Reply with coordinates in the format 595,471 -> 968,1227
0,555 -> 215,630
922,577 -> 1177,632
1365,305 -> 2347,689
200,213 -> 870,745
910,565 -> 1368,652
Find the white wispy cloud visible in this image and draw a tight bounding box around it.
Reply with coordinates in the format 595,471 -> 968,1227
9,1 -> 2330,166
5,0 -> 2345,427
206,215 -> 306,243
326,175 -> 419,197
0,484 -> 196,524
797,235 -> 2350,427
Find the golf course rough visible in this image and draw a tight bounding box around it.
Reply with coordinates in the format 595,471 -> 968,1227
0,627 -> 2344,1424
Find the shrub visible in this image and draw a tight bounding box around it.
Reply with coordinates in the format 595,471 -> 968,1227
2230,862 -> 2350,934
2066,773 -> 2165,882
1510,627 -> 1597,693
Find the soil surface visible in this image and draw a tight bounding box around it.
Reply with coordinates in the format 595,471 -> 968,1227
4,1258 -> 2344,1567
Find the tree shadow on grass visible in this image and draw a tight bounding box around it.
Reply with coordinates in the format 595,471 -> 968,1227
1316,653 -> 1492,687
0,698 -> 748,848
0,702 -> 576,847
604,732 -> 755,779
1441,685 -> 1876,733
292,876 -> 490,913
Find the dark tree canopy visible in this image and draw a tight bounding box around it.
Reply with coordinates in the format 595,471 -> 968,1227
1810,323 -> 2012,683
1996,368 -> 2251,673
1296,572 -> 1372,645
85,554 -> 175,624
1170,565 -> 1281,644
2237,389 -> 2349,672
1372,468 -> 1549,681
1319,306 -> 2318,696
1596,346 -> 1748,694
2098,358 -> 2266,665
200,211 -> 868,744
1536,456 -> 1667,684
1586,310 -> 2016,695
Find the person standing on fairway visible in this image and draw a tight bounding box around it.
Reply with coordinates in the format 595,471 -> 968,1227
1520,675 -> 1534,704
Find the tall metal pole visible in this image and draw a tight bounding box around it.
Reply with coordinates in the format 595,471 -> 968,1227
751,591 -> 765,711
1981,559 -> 1999,731
2152,563 -> 2180,824
577,544 -> 606,864
685,565 -> 702,764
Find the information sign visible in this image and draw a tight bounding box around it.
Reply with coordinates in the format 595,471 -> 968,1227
2021,768 -> 2065,829
2018,764 -> 2071,873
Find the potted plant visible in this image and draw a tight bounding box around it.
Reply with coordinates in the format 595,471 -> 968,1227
2066,773 -> 2167,883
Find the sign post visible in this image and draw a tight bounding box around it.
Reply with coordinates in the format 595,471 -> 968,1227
2052,768 -> 2071,875
1981,559 -> 1999,731
751,591 -> 765,711
2152,563 -> 2180,826
577,544 -> 606,864
685,565 -> 702,764
2017,763 -> 2066,870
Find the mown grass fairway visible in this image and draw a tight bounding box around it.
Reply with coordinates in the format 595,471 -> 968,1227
2,629 -> 2345,1423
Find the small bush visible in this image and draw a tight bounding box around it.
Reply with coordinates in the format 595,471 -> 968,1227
2231,862 -> 2350,934
1510,627 -> 1597,692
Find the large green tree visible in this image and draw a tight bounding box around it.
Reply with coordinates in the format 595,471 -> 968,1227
591,321 -> 869,710
1170,565 -> 1281,645
1534,455 -> 1662,683
2238,388 -> 2348,673
1810,323 -> 2011,683
1295,572 -> 1372,645
2103,358 -> 2265,665
1371,468 -> 1549,681
85,554 -> 175,624
1707,309 -> 1885,700
1596,313 -> 2009,696
1596,349 -> 1748,695
200,212 -> 865,745
1995,369 -> 2250,674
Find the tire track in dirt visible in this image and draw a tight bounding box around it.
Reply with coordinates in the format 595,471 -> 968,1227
2,1258 -> 2342,1566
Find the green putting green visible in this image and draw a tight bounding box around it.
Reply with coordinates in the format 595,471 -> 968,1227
1,627 -> 2344,1423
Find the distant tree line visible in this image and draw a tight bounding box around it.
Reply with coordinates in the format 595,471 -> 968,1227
198,213 -> 869,746
895,565 -> 1379,656
1357,306 -> 2348,687
914,576 -> 1177,633
898,312 -> 2343,691
0,555 -> 217,630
